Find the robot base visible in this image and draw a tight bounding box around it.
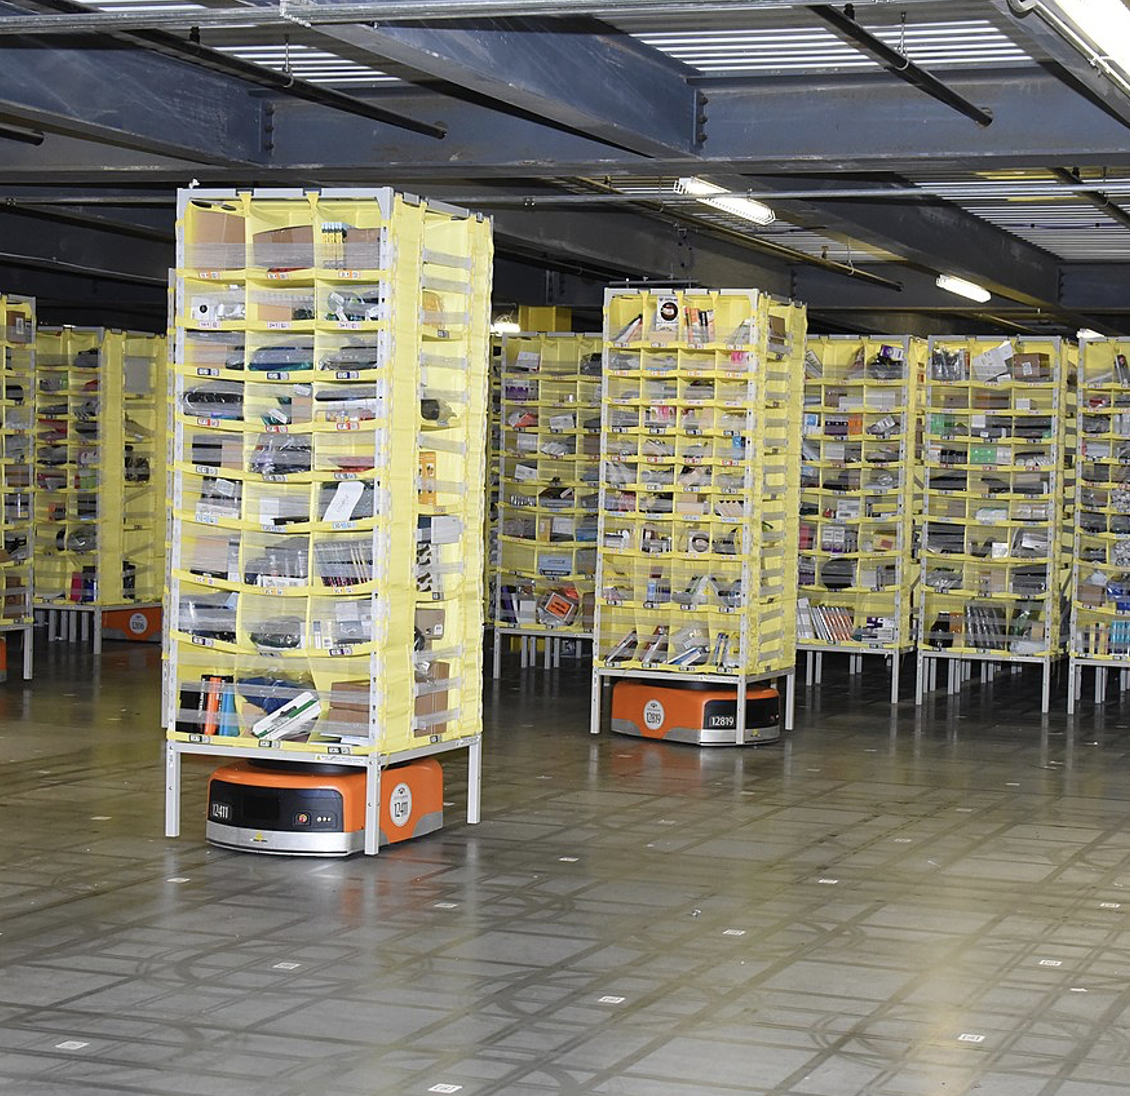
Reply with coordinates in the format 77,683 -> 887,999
206,757 -> 444,856
610,679 -> 780,746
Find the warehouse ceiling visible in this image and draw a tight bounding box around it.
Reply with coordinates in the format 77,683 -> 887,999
0,0 -> 1128,333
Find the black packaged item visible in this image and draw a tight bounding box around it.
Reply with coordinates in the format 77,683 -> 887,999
248,432 -> 312,475
248,617 -> 304,651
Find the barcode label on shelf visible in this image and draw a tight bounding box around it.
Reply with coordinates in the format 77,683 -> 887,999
336,422 -> 360,431
329,646 -> 353,657
263,474 -> 288,483
336,370 -> 360,380
258,739 -> 279,748
197,271 -> 223,279
196,417 -> 221,427
265,371 -> 286,380
196,367 -> 219,377
191,636 -> 214,647
331,521 -> 356,530
337,321 -> 363,330
267,271 -> 291,280
266,321 -> 291,330
194,465 -> 219,476
188,733 -> 206,743
334,472 -> 358,480
197,514 -> 218,525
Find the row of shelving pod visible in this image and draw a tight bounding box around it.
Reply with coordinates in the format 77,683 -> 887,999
165,187 -> 493,854
590,287 -> 806,743
0,295 -> 35,680
32,326 -> 166,653
1068,336 -> 1130,712
916,336 -> 1073,713
490,331 -> 602,676
797,335 -> 924,704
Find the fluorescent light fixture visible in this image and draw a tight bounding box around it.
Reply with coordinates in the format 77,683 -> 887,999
490,320 -> 521,335
675,176 -> 775,226
1078,327 -> 1103,340
935,274 -> 992,304
1053,0 -> 1130,77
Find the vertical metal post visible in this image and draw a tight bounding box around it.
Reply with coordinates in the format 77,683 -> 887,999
590,671 -> 602,734
21,624 -> 32,680
93,610 -> 102,654
364,759 -> 382,856
1041,659 -> 1052,714
805,649 -> 814,687
734,674 -> 746,746
890,652 -> 900,705
467,737 -> 482,824
164,742 -> 181,837
785,669 -> 796,731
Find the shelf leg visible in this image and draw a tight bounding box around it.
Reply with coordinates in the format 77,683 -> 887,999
1095,666 -> 1106,706
47,609 -> 56,642
364,760 -> 381,856
94,610 -> 103,655
67,612 -> 77,644
590,672 -> 602,735
805,650 -> 814,687
980,663 -> 988,684
81,614 -> 90,643
964,660 -> 972,682
1067,658 -> 1077,715
929,658 -> 938,693
164,743 -> 181,838
815,652 -> 824,684
785,670 -> 796,732
915,652 -> 925,706
22,624 -> 32,681
1122,669 -> 1130,693
1041,660 -> 1052,714
553,638 -> 561,669
946,660 -> 955,695
467,737 -> 482,825
890,653 -> 900,706
734,674 -> 746,746
519,637 -> 527,669
544,638 -> 551,671
492,629 -> 502,679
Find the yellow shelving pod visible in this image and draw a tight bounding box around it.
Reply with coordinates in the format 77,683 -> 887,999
164,187 -> 492,855
917,336 -> 1070,712
490,331 -> 602,674
1067,337 -> 1130,711
33,326 -> 166,651
798,335 -> 923,703
0,295 -> 35,679
590,287 -> 805,740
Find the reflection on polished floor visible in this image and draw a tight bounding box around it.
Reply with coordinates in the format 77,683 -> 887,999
1,642 -> 1130,1095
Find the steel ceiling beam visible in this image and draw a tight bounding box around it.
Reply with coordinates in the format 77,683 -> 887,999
809,4 -> 993,127
0,38 -> 264,164
1,0 -> 444,137
0,0 -> 943,35
312,19 -> 696,155
1051,166 -> 1130,232
993,0 -> 1130,132
746,175 -> 1067,312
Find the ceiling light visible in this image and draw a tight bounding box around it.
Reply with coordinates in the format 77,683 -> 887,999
675,176 -> 775,226
935,274 -> 992,303
1077,327 -> 1103,340
1052,0 -> 1130,77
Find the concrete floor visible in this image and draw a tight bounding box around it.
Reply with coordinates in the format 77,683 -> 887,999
2,641 -> 1130,1095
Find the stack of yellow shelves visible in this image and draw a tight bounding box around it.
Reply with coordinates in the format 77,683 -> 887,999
590,288 -> 805,740
0,295 -> 35,679
164,187 -> 492,855
1068,337 -> 1130,712
484,334 -> 502,625
33,326 -> 166,652
490,332 -> 602,675
798,336 -> 923,703
917,336 -> 1070,712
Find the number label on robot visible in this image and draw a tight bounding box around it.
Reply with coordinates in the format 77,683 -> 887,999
643,699 -> 665,731
389,782 -> 413,827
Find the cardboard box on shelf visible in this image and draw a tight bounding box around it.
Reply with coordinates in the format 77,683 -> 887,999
414,661 -> 450,736
1012,353 -> 1051,382
415,606 -> 445,644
